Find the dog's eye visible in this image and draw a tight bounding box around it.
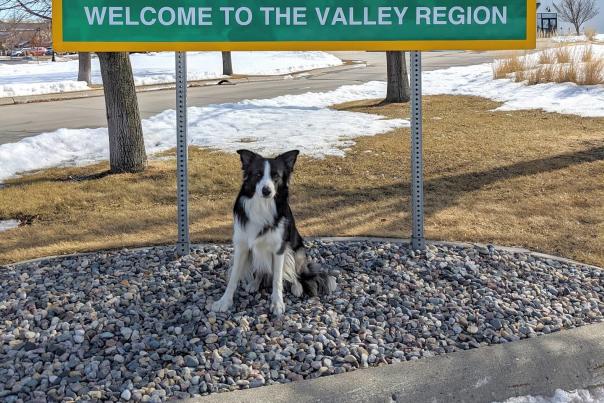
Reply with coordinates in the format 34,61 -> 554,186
254,173 -> 262,178
272,173 -> 280,180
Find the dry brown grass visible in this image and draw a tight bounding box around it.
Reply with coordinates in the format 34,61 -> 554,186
580,59 -> 604,85
495,45 -> 604,86
555,46 -> 573,63
538,30 -> 559,39
539,64 -> 556,83
514,67 -> 529,83
585,28 -> 598,42
0,96 -> 603,266
492,55 -> 525,79
555,63 -> 579,83
581,46 -> 594,62
538,49 -> 555,65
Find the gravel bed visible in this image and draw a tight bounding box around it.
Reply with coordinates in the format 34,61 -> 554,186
1,241 -> 603,402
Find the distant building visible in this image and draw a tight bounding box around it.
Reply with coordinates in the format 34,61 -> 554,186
537,12 -> 559,34
536,1 -> 558,35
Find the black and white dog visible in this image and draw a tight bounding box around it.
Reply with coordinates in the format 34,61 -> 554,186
211,150 -> 336,316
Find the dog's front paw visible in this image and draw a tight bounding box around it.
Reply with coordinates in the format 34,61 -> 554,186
211,297 -> 233,313
270,297 -> 286,317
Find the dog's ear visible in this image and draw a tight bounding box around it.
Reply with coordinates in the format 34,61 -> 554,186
277,150 -> 300,172
237,150 -> 260,170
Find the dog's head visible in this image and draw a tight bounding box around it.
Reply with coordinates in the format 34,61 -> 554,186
236,149 -> 299,199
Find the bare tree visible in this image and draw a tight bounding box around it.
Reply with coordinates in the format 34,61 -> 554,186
222,51 -> 233,75
554,0 -> 599,35
0,0 -> 50,20
0,12 -> 25,51
383,51 -> 410,104
98,52 -> 147,173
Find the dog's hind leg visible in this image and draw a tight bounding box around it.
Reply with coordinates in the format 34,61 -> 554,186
212,245 -> 250,312
270,253 -> 286,316
282,248 -> 303,297
292,248 -> 307,297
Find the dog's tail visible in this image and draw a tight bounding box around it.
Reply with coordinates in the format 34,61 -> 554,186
299,263 -> 337,297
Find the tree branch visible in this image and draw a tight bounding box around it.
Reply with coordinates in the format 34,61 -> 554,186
15,0 -> 51,20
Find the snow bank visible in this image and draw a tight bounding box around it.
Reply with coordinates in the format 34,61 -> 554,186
0,81 -> 407,182
129,51 -> 343,86
0,81 -> 90,98
423,44 -> 604,117
499,387 -> 604,403
553,34 -> 604,43
0,51 -> 343,97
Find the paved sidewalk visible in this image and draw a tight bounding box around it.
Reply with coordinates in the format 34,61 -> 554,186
188,322 -> 604,403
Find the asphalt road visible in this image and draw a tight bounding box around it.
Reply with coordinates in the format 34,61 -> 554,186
0,50 -> 513,145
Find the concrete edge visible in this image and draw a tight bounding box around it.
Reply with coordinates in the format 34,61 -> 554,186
0,61 -> 366,106
3,237 -> 601,271
184,321 -> 604,403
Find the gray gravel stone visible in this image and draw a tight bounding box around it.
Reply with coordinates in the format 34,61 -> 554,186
121,389 -> 131,401
1,241 -> 602,401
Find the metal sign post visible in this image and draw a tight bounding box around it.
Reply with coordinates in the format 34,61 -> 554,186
410,51 -> 426,251
175,52 -> 190,256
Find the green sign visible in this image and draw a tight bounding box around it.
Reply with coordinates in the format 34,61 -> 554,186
53,0 -> 536,51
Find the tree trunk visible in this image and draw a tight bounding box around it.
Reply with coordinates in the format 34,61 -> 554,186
574,23 -> 581,36
384,51 -> 411,104
78,52 -> 92,85
222,51 -> 233,75
97,52 -> 147,174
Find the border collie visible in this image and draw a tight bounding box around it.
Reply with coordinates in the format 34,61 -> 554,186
211,150 -> 336,316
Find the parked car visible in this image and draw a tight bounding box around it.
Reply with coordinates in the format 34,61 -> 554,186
10,47 -> 46,57
29,47 -> 47,56
10,48 -> 25,57
45,48 -> 54,56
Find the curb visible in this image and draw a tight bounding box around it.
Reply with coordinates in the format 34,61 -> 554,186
0,61 -> 365,106
4,237 -> 601,271
185,321 -> 604,403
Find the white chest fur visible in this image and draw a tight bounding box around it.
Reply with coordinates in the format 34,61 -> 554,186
234,196 -> 286,274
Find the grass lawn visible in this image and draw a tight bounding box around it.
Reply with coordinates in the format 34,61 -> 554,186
0,95 -> 602,266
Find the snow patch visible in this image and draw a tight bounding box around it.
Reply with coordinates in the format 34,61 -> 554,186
0,81 -> 407,182
0,51 -> 343,98
498,387 -> 604,403
0,219 -> 19,232
552,34 -> 604,43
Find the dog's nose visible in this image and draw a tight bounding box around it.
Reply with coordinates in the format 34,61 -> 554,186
262,186 -> 272,197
